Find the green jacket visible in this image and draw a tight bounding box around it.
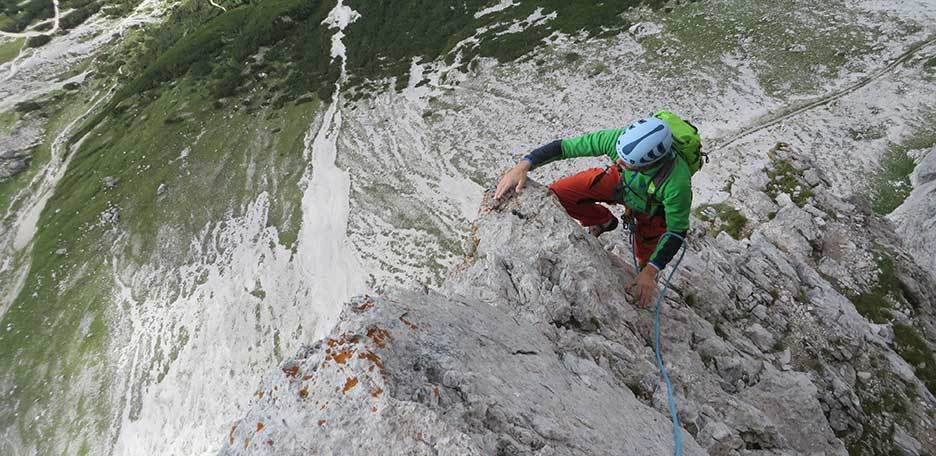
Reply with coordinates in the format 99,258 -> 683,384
560,129 -> 693,233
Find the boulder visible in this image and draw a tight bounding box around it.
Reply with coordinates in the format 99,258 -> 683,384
219,291 -> 706,455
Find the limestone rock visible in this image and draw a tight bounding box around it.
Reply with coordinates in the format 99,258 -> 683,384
910,146 -> 936,186
628,22 -> 662,41
894,424 -> 923,456
744,323 -> 776,352
4,158 -> 29,177
219,291 -> 706,456
222,165 -> 936,455
103,176 -> 119,189
802,168 -> 823,187
889,146 -> 936,273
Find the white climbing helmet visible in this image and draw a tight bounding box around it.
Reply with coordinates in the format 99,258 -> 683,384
615,117 -> 673,168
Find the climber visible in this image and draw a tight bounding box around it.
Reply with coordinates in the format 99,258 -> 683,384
494,113 -> 702,309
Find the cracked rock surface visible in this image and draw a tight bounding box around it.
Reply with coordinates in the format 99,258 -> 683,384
221,146 -> 935,455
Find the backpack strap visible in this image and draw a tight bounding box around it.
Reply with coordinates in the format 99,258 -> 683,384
651,157 -> 675,189
646,156 -> 675,214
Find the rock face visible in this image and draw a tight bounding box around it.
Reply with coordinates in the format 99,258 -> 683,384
0,115 -> 42,180
221,145 -> 936,455
219,289 -> 705,455
219,186 -> 705,456
889,146 -> 936,273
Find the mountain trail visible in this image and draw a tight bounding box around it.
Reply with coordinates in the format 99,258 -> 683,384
712,34 -> 936,151
208,0 -> 227,12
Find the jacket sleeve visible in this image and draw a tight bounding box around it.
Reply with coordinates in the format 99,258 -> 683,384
523,129 -> 623,169
649,174 -> 692,270
522,140 -> 563,169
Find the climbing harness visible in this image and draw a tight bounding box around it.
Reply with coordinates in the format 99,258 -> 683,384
624,220 -> 688,456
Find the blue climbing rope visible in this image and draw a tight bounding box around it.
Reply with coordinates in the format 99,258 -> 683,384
625,219 -> 687,456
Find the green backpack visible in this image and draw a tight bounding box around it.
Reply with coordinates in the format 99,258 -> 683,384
653,110 -> 706,175
644,111 -> 706,210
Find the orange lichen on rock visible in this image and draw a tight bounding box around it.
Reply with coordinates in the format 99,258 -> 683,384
333,350 -> 353,364
359,351 -> 384,369
299,387 -> 309,399
399,315 -> 418,331
342,376 -> 359,393
318,419 -> 326,426
366,326 -> 391,348
371,387 -> 383,398
256,422 -> 264,432
371,406 -> 378,413
302,374 -> 314,381
255,390 -> 265,399
352,298 -> 376,313
282,366 -> 299,379
330,332 -> 362,346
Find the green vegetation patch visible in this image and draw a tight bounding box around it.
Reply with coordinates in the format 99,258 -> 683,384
343,0 -> 664,91
24,33 -> 50,48
0,36 -> 23,64
893,322 -> 936,395
850,249 -> 905,324
0,0 -> 131,33
924,55 -> 936,71
74,0 -> 336,144
870,128 -> 936,215
848,372 -> 908,455
0,110 -> 16,135
694,202 -> 748,239
0,258 -> 115,454
58,0 -> 102,31
764,158 -> 814,207
0,90 -> 98,217
0,0 -> 53,33
870,146 -> 916,215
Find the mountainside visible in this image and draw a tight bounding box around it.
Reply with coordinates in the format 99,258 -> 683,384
1,0 -> 936,454
223,152 -> 936,455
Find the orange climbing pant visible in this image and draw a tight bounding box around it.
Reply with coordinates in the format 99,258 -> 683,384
632,212 -> 668,265
548,166 -> 667,265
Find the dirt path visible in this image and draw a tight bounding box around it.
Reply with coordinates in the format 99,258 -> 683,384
0,0 -> 60,38
712,35 -> 936,151
208,0 -> 227,12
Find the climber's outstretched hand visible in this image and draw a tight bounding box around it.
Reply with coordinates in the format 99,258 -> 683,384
634,265 -> 658,309
494,160 -> 532,200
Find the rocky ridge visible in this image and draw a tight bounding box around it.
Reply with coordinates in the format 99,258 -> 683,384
0,110 -> 42,180
221,144 -> 936,455
889,145 -> 936,273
